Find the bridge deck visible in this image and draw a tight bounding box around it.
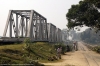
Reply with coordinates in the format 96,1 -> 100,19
0,37 -> 49,43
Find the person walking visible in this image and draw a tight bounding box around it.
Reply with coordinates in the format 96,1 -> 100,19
73,41 -> 78,51
57,47 -> 62,59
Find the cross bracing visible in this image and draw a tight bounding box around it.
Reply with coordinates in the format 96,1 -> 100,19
3,10 -> 62,42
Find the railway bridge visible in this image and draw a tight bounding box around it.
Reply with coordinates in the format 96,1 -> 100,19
1,10 -> 62,43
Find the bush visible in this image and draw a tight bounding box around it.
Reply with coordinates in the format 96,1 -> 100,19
23,38 -> 31,50
53,43 -> 67,54
93,46 -> 100,53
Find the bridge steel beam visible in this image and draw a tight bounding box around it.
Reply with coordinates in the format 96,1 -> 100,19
56,28 -> 62,43
47,23 -> 56,42
3,10 -> 48,42
3,10 -> 12,37
16,14 -> 18,37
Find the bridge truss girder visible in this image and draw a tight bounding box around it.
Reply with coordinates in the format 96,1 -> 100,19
56,28 -> 62,42
3,10 -> 48,41
47,23 -> 56,42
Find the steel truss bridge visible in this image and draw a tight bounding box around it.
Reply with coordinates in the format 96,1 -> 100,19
1,10 -> 62,43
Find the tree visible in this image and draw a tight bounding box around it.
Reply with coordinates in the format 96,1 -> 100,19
80,28 -> 100,44
66,0 -> 100,31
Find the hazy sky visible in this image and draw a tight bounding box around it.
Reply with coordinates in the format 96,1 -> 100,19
0,0 -> 81,36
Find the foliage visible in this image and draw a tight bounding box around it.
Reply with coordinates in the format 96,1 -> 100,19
80,28 -> 100,44
86,44 -> 100,53
53,43 -> 72,54
66,0 -> 100,31
93,46 -> 100,53
53,43 -> 65,54
23,38 -> 31,49
0,42 -> 58,64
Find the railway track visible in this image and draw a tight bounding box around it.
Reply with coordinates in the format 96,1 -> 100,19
80,46 -> 99,66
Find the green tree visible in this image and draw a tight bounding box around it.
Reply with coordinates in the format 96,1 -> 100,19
66,0 -> 100,31
80,28 -> 100,44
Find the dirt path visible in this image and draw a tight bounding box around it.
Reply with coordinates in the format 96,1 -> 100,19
42,42 -> 100,66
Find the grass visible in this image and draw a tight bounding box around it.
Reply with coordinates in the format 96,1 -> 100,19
0,41 -> 72,66
0,42 -> 57,64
